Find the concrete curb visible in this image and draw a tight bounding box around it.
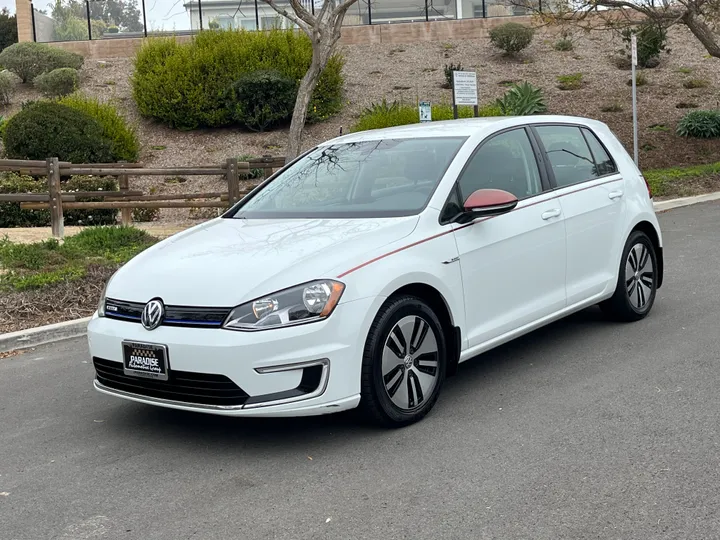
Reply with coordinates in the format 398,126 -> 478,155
653,191 -> 720,213
0,317 -> 91,354
1,192 -> 719,352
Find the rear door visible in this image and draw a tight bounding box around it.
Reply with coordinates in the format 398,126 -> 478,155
531,124 -> 626,306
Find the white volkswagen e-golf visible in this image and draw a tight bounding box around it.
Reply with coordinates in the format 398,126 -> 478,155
88,116 -> 663,427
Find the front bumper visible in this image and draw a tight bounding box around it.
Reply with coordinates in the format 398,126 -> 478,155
87,297 -> 382,417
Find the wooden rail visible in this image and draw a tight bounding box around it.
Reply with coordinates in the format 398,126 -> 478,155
0,156 -> 285,238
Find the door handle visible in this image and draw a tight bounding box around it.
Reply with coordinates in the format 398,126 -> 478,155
609,190 -> 624,200
541,208 -> 561,220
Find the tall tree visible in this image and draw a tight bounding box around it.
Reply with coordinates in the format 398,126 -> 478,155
521,0 -> 720,59
260,0 -> 359,160
52,0 -> 143,32
0,8 -> 18,53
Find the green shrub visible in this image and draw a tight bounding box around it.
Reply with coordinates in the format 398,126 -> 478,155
600,102 -> 623,112
496,82 -> 547,115
63,175 -> 119,226
227,70 -> 297,132
33,67 -> 79,97
682,78 -> 709,89
443,62 -> 463,89
132,30 -> 344,130
0,173 -> 119,228
0,42 -> 83,83
557,73 -> 583,90
351,100 -> 502,132
621,22 -> 667,69
0,70 -> 15,105
554,38 -> 573,51
62,225 -> 153,261
676,110 -> 720,138
0,174 -> 50,228
238,155 -> 264,180
107,26 -> 119,33
59,93 -> 140,162
489,23 -> 534,55
2,101 -> 114,163
627,71 -> 648,86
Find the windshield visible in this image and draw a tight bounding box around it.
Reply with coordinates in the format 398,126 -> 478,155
229,137 -> 467,219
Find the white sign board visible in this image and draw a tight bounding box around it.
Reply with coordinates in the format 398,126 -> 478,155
419,101 -> 432,123
631,34 -> 637,67
452,71 -> 478,106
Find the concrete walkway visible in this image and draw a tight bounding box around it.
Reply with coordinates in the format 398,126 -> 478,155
0,223 -> 189,243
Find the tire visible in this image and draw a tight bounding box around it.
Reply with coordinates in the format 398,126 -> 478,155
359,295 -> 447,428
601,230 -> 658,322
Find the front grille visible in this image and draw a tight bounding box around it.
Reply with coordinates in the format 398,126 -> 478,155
93,357 -> 249,407
104,298 -> 231,328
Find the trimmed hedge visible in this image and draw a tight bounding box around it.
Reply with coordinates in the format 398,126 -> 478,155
59,93 -> 140,162
132,30 -> 344,130
2,101 -> 114,163
0,173 -> 118,228
0,42 -> 83,83
33,67 -> 79,98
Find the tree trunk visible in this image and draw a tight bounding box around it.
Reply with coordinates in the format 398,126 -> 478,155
682,12 -> 720,59
286,43 -> 332,161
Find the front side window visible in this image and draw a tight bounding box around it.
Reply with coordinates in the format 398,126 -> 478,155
457,128 -> 542,201
230,137 -> 467,219
535,125 -> 600,188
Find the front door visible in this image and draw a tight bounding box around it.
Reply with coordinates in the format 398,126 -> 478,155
450,127 -> 567,349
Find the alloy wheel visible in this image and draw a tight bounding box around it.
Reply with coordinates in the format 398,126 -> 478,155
625,242 -> 655,311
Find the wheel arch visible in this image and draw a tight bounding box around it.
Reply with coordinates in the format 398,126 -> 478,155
387,283 -> 462,377
631,220 -> 664,288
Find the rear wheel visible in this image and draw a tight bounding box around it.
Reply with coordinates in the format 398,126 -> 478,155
359,296 -> 447,427
601,230 -> 658,322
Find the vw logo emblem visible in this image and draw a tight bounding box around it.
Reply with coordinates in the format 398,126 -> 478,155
141,298 -> 165,331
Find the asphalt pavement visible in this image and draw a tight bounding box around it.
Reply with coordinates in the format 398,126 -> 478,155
2,202 -> 720,540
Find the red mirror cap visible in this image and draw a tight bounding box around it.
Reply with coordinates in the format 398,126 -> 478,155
463,189 -> 518,211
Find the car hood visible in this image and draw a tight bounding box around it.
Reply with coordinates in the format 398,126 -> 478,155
107,216 -> 419,306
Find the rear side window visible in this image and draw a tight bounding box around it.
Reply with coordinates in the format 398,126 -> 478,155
535,125 -> 597,188
581,128 -> 618,176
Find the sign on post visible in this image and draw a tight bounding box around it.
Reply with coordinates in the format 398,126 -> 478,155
452,71 -> 478,106
419,101 -> 432,123
631,34 -> 639,166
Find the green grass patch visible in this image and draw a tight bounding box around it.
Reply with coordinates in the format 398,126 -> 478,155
644,162 -> 720,197
0,226 -> 157,291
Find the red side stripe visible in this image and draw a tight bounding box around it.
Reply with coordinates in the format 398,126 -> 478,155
336,178 -> 622,278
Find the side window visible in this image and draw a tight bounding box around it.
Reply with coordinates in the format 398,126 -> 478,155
535,125 -> 597,188
582,128 -> 618,177
458,128 -> 542,201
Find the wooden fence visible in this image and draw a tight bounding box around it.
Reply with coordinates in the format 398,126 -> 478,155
0,156 -> 285,238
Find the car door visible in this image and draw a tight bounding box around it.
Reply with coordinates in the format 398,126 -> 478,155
532,125 -> 626,306
448,127 -> 567,349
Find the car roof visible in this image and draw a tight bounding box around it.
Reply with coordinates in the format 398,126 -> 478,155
323,115 -> 608,146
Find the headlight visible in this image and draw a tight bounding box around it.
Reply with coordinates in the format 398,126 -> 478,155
223,279 -> 345,331
96,272 -> 116,317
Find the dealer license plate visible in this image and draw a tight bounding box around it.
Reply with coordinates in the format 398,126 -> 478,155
122,341 -> 169,381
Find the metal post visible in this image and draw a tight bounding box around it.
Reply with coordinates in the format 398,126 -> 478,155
311,0 -> 315,15
481,0 -> 486,18
538,0 -> 542,13
631,35 -> 639,166
425,0 -> 429,21
31,3 -> 37,41
85,0 -> 92,40
47,158 -> 64,239
367,0 -> 372,24
254,0 -> 260,29
141,0 -> 148,36
198,0 -> 203,30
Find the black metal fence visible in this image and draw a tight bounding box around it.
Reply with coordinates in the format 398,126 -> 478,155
31,0 -> 538,43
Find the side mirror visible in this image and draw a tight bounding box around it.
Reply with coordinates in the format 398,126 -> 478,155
462,188 -> 518,218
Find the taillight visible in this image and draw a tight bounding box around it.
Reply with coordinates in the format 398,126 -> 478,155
640,175 -> 652,198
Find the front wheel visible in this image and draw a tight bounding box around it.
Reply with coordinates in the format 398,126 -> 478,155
359,296 -> 447,428
601,230 -> 658,322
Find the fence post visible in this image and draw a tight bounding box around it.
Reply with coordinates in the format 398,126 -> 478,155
118,162 -> 131,226
47,157 -> 64,239
227,157 -> 240,206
